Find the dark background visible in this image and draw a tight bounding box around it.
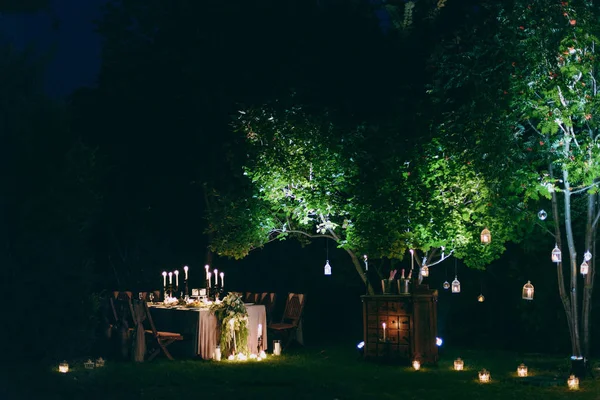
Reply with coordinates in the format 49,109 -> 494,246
0,0 -> 585,362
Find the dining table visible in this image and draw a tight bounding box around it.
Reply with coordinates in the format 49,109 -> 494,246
147,303 -> 267,359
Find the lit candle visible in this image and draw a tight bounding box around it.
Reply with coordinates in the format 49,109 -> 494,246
184,265 -> 189,280
168,271 -> 173,284
205,264 -> 209,278
258,323 -> 262,339
162,271 -> 167,287
382,322 -> 387,342
214,347 -> 221,361
220,272 -> 225,287
412,360 -> 421,370
214,269 -> 219,285
174,270 -> 179,286
59,361 -> 69,373
207,272 -> 212,287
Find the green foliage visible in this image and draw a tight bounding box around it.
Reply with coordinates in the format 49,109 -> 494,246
210,293 -> 249,356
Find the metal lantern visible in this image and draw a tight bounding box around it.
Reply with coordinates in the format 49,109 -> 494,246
95,357 -> 105,368
522,281 -> 534,300
454,358 -> 464,371
480,228 -> 491,244
584,250 -> 592,261
568,374 -> 579,390
478,369 -> 491,383
421,265 -> 429,277
412,360 -> 421,370
551,245 -> 561,263
517,363 -> 528,377
580,261 -> 589,275
84,359 -> 95,370
537,209 -> 547,220
477,294 -> 485,303
324,260 -> 332,276
443,281 -> 450,290
451,276 -> 461,293
59,361 -> 69,373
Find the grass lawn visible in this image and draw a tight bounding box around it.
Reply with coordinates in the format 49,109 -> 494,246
3,342 -> 600,399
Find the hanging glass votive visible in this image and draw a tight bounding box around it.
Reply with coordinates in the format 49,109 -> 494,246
421,265 -> 429,277
551,245 -> 561,263
443,281 -> 450,290
480,228 -> 491,244
580,261 -> 589,275
477,294 -> 485,303
584,250 -> 592,261
522,281 -> 534,300
537,209 -> 547,220
324,260 -> 332,276
451,277 -> 461,293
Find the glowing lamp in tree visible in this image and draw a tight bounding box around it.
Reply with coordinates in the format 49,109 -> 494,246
584,250 -> 592,261
517,363 -> 528,377
477,294 -> 485,303
478,369 -> 491,383
454,358 -> 464,371
480,228 -> 491,244
568,374 -> 579,390
451,277 -> 461,293
412,360 -> 421,370
551,245 -> 561,263
522,281 -> 534,301
443,281 -> 450,290
324,260 -> 331,276
421,265 -> 429,277
537,209 -> 547,220
580,261 -> 589,275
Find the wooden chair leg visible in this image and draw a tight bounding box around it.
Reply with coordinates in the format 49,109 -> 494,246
148,348 -> 161,361
159,339 -> 175,360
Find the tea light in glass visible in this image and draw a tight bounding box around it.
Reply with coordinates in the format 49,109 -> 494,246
478,369 -> 490,383
567,374 -> 579,390
84,359 -> 95,370
273,340 -> 282,356
517,363 -> 527,377
214,347 -> 222,361
95,357 -> 105,368
259,350 -> 267,359
454,358 -> 464,371
59,361 -> 69,373
412,360 -> 421,371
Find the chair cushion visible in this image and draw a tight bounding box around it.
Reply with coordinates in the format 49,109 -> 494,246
269,323 -> 296,330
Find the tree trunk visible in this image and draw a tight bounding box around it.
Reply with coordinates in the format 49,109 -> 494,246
345,248 -> 374,295
562,157 -> 582,357
582,191 -> 596,359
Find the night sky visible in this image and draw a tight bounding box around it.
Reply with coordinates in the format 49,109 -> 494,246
1,0 -> 105,97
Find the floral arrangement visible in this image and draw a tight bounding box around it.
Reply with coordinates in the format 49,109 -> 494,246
210,293 -> 249,356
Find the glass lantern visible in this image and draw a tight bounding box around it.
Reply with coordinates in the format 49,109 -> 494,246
451,277 -> 461,293
517,363 -> 528,377
324,260 -> 332,276
477,294 -> 485,303
584,250 -> 592,261
480,228 -> 491,244
412,360 -> 421,370
580,261 -> 589,275
58,361 -> 69,373
95,357 -> 105,368
454,358 -> 464,371
443,281 -> 450,290
551,245 -> 561,263
537,209 -> 547,220
421,265 -> 429,277
522,281 -> 534,301
568,374 -> 579,390
84,359 -> 95,370
478,369 -> 491,383
273,340 -> 282,356
214,346 -> 222,361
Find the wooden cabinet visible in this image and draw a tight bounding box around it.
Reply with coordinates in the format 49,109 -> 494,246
362,287 -> 438,364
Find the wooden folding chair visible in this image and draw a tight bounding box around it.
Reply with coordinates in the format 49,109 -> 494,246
258,293 -> 277,324
268,293 -> 305,349
110,294 -> 136,359
141,301 -> 183,361
244,292 -> 259,303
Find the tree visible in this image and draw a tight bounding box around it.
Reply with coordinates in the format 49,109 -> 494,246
431,0 -> 600,366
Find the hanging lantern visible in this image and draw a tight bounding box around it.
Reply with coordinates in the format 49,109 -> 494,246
454,358 -> 464,371
451,277 -> 461,293
477,294 -> 485,303
421,265 -> 429,277
443,281 -> 450,290
480,228 -> 491,244
567,374 -> 579,390
584,250 -> 592,261
522,281 -> 534,300
324,260 -> 332,276
478,369 -> 491,383
580,261 -> 589,275
412,360 -> 421,370
551,245 -> 561,263
58,361 -> 69,373
537,209 -> 547,220
517,363 -> 528,377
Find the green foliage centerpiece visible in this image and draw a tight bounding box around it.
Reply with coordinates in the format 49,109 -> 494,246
210,293 -> 249,357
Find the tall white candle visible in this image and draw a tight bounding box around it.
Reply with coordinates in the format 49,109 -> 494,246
168,272 -> 173,284
162,271 -> 167,287
205,264 -> 209,278
220,272 -> 224,287
214,269 -> 218,285
382,322 -> 387,342
184,266 -> 189,280
174,270 -> 179,286
207,272 -> 212,288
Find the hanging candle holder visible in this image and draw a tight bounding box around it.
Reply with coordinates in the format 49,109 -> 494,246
477,294 -> 485,303
452,277 -> 461,293
522,281 -> 534,300
551,245 -> 561,263
421,265 -> 429,277
480,228 -> 491,244
443,281 -> 450,290
324,260 -> 332,276
580,261 -> 589,275
537,209 -> 547,220
584,250 -> 592,261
